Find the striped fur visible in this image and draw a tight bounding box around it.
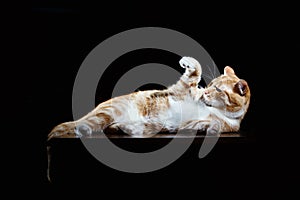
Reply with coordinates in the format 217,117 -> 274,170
48,57 -> 250,139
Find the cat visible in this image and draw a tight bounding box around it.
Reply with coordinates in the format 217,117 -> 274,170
48,56 -> 250,140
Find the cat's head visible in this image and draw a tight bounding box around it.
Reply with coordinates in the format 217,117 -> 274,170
201,66 -> 250,119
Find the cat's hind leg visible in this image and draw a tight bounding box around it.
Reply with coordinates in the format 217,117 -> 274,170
48,120 -> 96,140
48,121 -> 77,140
48,112 -> 114,140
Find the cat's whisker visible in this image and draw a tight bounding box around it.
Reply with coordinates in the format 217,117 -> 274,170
212,62 -> 218,78
207,65 -> 214,78
208,62 -> 219,79
202,74 -> 214,80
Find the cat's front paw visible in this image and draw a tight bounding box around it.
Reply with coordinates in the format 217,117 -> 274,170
179,56 -> 201,71
207,121 -> 221,136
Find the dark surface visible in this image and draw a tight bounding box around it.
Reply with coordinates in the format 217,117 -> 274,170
4,0 -> 298,195
47,132 -> 254,184
47,132 -> 249,155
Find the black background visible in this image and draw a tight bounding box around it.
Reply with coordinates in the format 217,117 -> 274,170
4,0 -> 299,196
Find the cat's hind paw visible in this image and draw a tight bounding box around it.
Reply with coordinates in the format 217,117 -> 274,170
48,122 -> 78,140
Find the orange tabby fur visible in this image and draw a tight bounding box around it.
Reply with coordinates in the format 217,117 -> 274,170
48,57 -> 250,139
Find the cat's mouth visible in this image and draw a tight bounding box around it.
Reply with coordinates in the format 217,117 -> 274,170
204,101 -> 212,107
200,96 -> 212,107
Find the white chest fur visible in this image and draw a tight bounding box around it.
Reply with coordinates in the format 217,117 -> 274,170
162,96 -> 239,130
160,97 -> 211,130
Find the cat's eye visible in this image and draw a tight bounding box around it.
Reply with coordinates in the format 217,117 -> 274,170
215,86 -> 222,92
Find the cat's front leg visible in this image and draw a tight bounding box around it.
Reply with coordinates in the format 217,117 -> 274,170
179,119 -> 222,136
207,120 -> 222,136
113,122 -> 164,137
117,122 -> 144,136
179,56 -> 202,87
180,120 -> 210,132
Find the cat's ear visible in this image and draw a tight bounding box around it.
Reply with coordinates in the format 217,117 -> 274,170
234,79 -> 248,96
224,66 -> 235,76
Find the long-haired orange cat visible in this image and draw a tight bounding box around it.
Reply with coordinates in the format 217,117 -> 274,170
48,57 -> 250,139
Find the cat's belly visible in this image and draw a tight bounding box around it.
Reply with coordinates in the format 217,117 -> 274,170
160,97 -> 210,131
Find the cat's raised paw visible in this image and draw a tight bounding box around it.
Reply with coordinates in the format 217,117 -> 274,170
179,56 -> 201,70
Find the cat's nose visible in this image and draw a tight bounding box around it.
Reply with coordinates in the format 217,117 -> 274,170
204,90 -> 209,94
